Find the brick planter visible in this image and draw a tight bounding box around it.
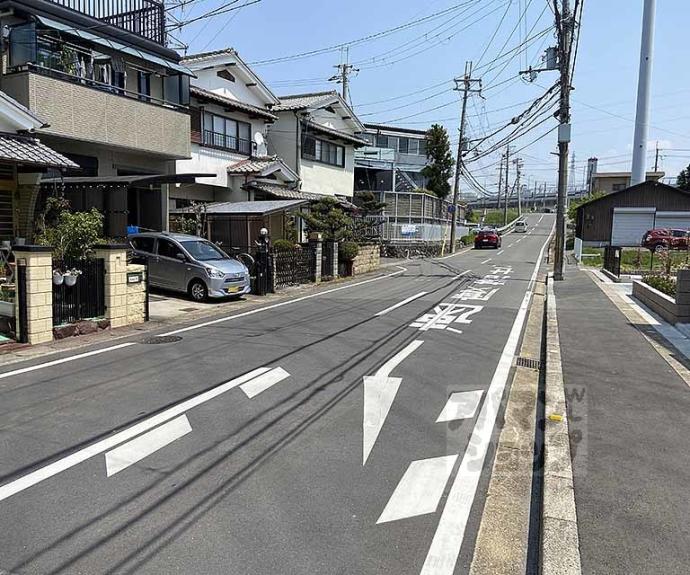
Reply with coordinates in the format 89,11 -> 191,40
632,278 -> 690,324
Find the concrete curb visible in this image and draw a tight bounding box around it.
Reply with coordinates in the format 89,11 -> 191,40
541,276 -> 582,575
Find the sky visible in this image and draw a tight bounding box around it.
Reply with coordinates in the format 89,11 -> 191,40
170,0 -> 690,198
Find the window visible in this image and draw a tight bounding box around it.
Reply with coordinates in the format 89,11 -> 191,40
408,139 -> 419,155
9,23 -> 37,68
138,71 -> 151,102
164,73 -> 190,106
611,183 -> 625,192
376,134 -> 388,148
131,237 -> 155,253
418,139 -> 427,157
398,137 -> 409,154
202,111 -> 252,154
672,230 -> 685,238
301,135 -> 345,167
157,238 -> 184,260
181,240 -> 228,261
388,136 -> 399,152
363,133 -> 375,145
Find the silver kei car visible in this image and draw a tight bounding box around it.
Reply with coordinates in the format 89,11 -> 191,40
128,232 -> 251,301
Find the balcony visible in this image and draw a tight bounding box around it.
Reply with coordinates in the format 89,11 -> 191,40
3,68 -> 190,159
44,0 -> 166,45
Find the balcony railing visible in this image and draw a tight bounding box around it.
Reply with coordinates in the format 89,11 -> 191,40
203,130 -> 252,156
45,0 -> 166,45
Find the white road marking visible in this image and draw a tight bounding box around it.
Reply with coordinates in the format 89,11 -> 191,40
0,367 -> 272,502
507,243 -> 514,248
538,215 -> 544,223
452,270 -> 472,280
240,367 -> 290,398
363,340 -> 424,465
446,327 -> 464,335
480,258 -> 492,264
377,455 -> 458,524
496,250 -> 504,255
515,238 -> 522,244
436,390 -> 484,422
375,292 -> 428,317
0,268 -> 408,384
105,414 -> 192,477
420,222 -> 554,575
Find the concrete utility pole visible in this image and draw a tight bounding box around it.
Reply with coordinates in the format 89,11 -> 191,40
553,0 -> 574,281
654,140 -> 660,172
497,153 -> 504,209
450,61 -> 482,252
631,0 -> 656,186
329,48 -> 359,103
533,181 -> 538,210
503,145 -> 511,225
513,157 -> 523,216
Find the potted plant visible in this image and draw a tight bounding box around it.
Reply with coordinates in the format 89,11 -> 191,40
63,268 -> 82,287
53,269 -> 64,286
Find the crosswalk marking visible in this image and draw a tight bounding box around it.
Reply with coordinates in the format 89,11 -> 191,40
377,455 -> 458,524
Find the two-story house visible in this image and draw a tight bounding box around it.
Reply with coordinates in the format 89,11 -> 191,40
173,48 -> 300,208
267,91 -> 368,201
0,0 -> 201,238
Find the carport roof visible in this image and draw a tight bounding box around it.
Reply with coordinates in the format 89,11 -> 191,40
40,173 -> 216,186
172,200 -> 307,215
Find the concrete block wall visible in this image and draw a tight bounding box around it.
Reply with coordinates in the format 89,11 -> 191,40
126,264 -> 147,326
95,245 -> 130,329
14,246 -> 54,345
632,279 -> 690,324
352,244 -> 380,275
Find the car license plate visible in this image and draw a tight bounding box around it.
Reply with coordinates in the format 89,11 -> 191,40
227,286 -> 240,293
482,239 -> 489,242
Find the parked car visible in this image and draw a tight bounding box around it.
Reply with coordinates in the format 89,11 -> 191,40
128,232 -> 251,301
514,220 -> 528,233
641,228 -> 690,252
474,228 -> 502,249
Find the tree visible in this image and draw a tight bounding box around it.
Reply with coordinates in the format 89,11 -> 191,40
299,197 -> 353,241
422,124 -> 454,199
36,208 -> 104,260
353,191 -> 386,215
677,164 -> 690,191
567,191 -> 605,221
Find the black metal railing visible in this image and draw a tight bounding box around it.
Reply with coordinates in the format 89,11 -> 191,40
202,131 -> 251,155
603,246 -> 621,278
273,246 -> 315,288
52,257 -> 106,326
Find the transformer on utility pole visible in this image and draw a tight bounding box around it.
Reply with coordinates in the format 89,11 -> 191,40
329,48 -> 359,103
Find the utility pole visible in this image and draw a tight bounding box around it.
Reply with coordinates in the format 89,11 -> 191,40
329,48 -> 359,103
449,61 -> 482,252
533,181 -> 538,210
654,140 -> 660,172
503,145 -> 511,226
631,0 -> 656,185
513,157 -> 523,216
497,153 -> 504,210
553,0 -> 574,281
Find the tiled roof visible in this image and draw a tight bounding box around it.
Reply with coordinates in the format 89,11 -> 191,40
0,134 -> 78,169
181,48 -> 237,64
303,121 -> 369,146
227,156 -> 279,175
190,86 -> 277,121
273,91 -> 340,111
243,181 -> 324,201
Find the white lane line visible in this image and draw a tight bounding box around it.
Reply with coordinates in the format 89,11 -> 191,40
437,247 -> 472,260
507,243 -> 514,248
0,343 -> 136,382
515,238 -> 522,244
105,414 -> 192,477
363,340 -> 424,465
420,222 -> 554,575
375,292 -> 428,317
496,250 -> 505,256
452,270 -> 472,280
0,268 -> 407,383
480,258 -> 492,265
0,367 -> 271,502
436,390 -> 484,422
240,367 -> 290,399
377,455 -> 458,524
538,215 -> 544,223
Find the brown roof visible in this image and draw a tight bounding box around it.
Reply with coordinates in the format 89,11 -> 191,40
190,86 -> 277,121
0,134 -> 78,169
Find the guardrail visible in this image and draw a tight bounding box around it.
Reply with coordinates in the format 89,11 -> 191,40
496,216 -> 521,235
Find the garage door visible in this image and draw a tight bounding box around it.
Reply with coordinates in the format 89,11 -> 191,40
611,208 -> 655,246
654,211 -> 690,231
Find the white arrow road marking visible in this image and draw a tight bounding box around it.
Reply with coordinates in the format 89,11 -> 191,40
375,292 -> 428,317
436,391 -> 484,423
363,340 -> 424,465
0,367 -> 275,502
419,221 -> 554,575
240,367 -> 290,398
105,415 -> 192,477
377,455 -> 458,524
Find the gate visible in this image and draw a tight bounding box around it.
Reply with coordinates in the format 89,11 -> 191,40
52,257 -> 106,325
273,247 -> 315,288
16,262 -> 28,343
321,241 -> 335,280
603,246 -> 621,278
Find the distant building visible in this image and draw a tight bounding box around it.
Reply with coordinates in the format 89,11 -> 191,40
591,171 -> 665,194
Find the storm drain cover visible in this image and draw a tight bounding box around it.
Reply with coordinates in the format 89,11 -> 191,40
140,335 -> 183,345
515,356 -> 542,370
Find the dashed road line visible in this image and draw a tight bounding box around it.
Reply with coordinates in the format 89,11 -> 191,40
375,292 -> 428,317
496,250 -> 504,256
480,258 -> 492,264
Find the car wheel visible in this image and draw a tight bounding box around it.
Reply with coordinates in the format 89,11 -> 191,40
189,279 -> 208,302
654,243 -> 668,253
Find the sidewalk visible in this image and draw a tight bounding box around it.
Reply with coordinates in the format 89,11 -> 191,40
555,265 -> 690,574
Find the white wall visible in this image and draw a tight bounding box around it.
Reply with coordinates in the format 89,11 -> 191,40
176,143 -> 240,187
193,67 -> 271,109
267,113 -> 298,173
300,146 -> 355,198
309,107 -> 353,132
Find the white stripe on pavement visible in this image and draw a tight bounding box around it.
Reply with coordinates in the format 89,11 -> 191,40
420,222 -> 554,575
0,367 -> 272,502
377,455 -> 458,524
496,250 -> 505,256
240,367 -> 290,399
435,390 -> 484,423
105,414 -> 192,477
375,292 -> 428,317
538,215 -> 544,223
480,258 -> 492,264
452,270 -> 472,280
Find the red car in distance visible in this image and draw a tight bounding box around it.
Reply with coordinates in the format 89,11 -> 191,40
641,228 -> 690,252
474,228 -> 502,249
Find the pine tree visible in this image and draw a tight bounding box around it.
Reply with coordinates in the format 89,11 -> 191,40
677,164 -> 690,191
421,124 -> 454,199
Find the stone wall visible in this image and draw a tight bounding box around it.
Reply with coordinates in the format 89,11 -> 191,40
126,264 -> 147,325
381,240 -> 465,259
352,244 -> 380,275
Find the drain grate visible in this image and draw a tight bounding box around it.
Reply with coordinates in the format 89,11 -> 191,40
140,335 -> 183,345
515,356 -> 542,370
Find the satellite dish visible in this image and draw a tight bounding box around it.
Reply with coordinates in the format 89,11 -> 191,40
254,132 -> 265,147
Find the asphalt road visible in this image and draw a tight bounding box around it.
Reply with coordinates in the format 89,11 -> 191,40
0,214 -> 554,575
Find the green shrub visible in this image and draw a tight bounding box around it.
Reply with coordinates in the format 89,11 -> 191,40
273,239 -> 297,251
643,274 -> 676,297
339,241 -> 359,261
36,208 -> 104,260
460,234 -> 475,246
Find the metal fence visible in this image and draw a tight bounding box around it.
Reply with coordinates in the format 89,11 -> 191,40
321,242 -> 336,280
52,258 -> 106,326
273,246 -> 315,288
603,246 -> 621,278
